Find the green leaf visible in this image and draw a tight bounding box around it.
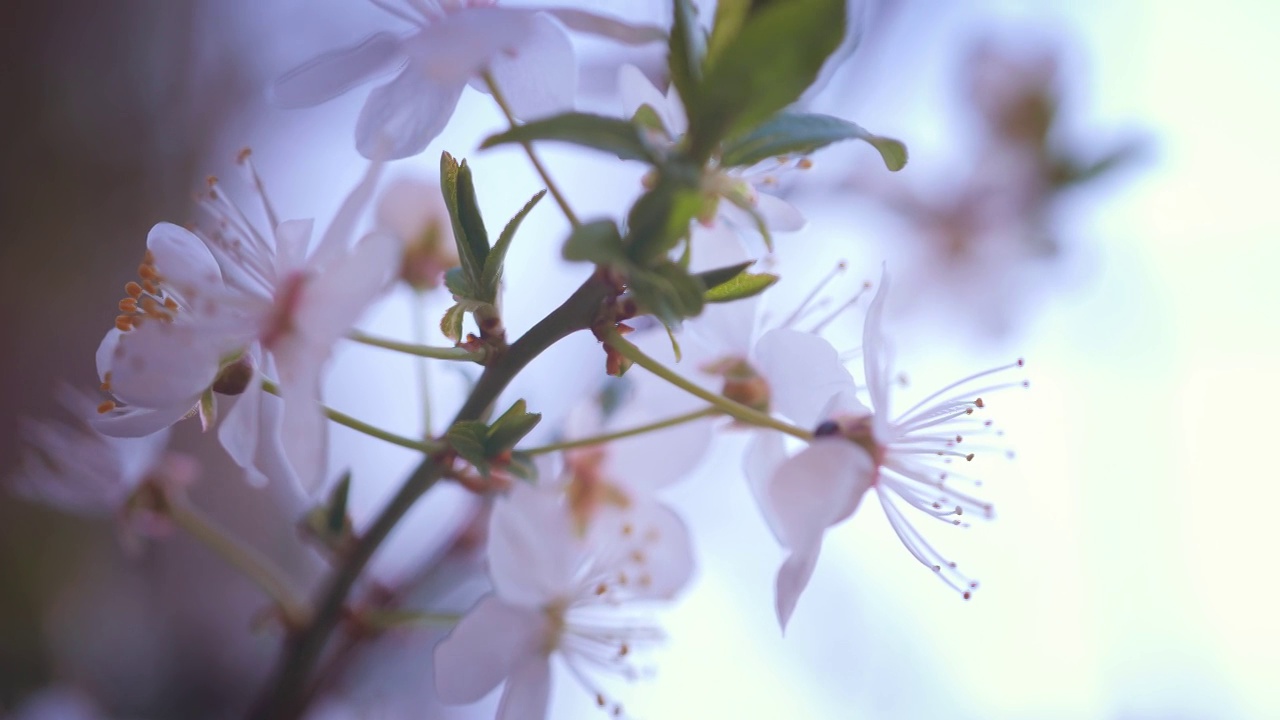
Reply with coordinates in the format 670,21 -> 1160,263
486,399 -> 543,454
706,0 -> 750,65
440,153 -> 488,292
721,112 -> 908,170
446,420 -> 491,474
505,451 -> 539,482
481,189 -> 546,300
691,260 -> 754,290
440,302 -> 467,343
688,0 -> 845,158
443,266 -> 472,299
563,219 -> 629,266
704,271 -> 779,303
629,261 -> 705,325
624,171 -> 703,265
668,0 -> 706,118
481,112 -> 657,162
631,103 -> 667,135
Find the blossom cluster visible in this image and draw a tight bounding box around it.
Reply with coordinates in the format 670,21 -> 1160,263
6,2 -> 1027,719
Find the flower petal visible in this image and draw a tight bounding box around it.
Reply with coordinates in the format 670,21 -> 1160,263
310,162 -> 386,270
216,358 -> 296,489
273,32 -> 406,108
355,68 -> 465,160
273,342 -> 327,494
764,439 -> 873,552
483,13 -> 576,121
146,222 -> 224,295
540,8 -> 666,45
615,499 -> 695,600
296,232 -> 400,348
863,267 -> 892,425
617,64 -> 685,137
752,328 -> 856,429
488,483 -> 580,606
105,322 -> 224,409
91,401 -> 193,439
743,430 -> 787,535
434,595 -> 547,705
754,192 -> 807,232
775,541 -> 822,631
495,655 -> 553,720
273,218 -> 314,277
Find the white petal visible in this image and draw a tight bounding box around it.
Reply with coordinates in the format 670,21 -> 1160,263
96,329 -> 123,382
375,177 -> 450,244
613,499 -> 695,600
106,322 -> 224,408
743,430 -> 787,534
91,402 -> 192,439
311,162 -> 386,270
775,541 -> 822,631
764,439 -> 873,551
355,68 -> 464,160
146,222 -> 224,294
273,32 -> 406,108
483,13 -> 576,121
434,595 -> 547,705
603,395 -> 711,493
754,192 -> 807,232
411,9 -> 535,80
296,232 -> 400,349
540,8 -> 665,45
863,267 -> 892,431
273,218 -> 314,277
216,361 -> 294,489
753,328 -> 856,429
273,342 -> 327,494
488,483 -> 579,606
495,655 -> 553,720
617,64 -> 684,136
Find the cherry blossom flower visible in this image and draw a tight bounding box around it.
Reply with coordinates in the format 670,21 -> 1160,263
274,1 -> 664,159
618,64 -> 809,236
95,154 -> 400,492
9,386 -> 197,527
434,481 -> 685,720
754,269 -> 1025,629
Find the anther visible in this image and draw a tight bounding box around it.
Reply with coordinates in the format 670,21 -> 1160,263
138,263 -> 159,281
974,398 -> 985,408
797,157 -> 814,170
115,315 -> 134,332
236,147 -> 252,164
163,297 -> 179,311
118,298 -> 137,313
125,281 -> 143,298
97,401 -> 116,414
964,453 -> 975,461
596,694 -> 606,708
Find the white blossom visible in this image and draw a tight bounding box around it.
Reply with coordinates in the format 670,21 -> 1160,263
434,482 -> 684,720
275,1 -> 663,160
755,268 -> 1025,629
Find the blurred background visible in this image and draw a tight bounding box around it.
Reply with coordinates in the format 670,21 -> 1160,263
2,0 -> 1277,718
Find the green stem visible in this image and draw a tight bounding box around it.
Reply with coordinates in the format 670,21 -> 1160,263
260,379 -> 444,455
521,407 -> 718,455
167,499 -> 309,628
348,330 -> 484,363
603,330 -> 813,442
410,292 -> 434,436
247,275 -> 614,720
481,70 -> 581,229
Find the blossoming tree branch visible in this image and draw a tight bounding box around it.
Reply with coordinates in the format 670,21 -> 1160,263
8,1 -> 1029,719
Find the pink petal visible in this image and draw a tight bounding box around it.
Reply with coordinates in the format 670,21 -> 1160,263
752,328 -> 856,429
483,13 -> 576,121
495,655 -> 553,720
273,32 -> 406,108
434,595 -> 547,705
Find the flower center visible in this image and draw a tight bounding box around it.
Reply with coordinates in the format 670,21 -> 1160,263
702,357 -> 770,413
564,448 -> 632,535
816,412 -> 886,470
260,271 -> 308,350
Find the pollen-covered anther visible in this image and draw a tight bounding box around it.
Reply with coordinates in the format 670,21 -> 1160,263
974,397 -> 985,408
796,157 -> 814,170
114,315 -> 135,332
97,400 -> 116,414
118,298 -> 138,313
125,281 -> 143,298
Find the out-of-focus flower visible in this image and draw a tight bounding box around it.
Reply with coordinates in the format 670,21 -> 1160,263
753,269 -> 1023,629
275,1 -> 664,160
374,177 -> 458,291
9,386 -> 197,531
434,482 -> 682,720
4,687 -> 106,720
618,64 -> 808,236
96,154 -> 400,492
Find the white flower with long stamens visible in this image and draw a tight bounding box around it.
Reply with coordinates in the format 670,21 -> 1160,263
435,482 -> 684,720
618,63 -> 809,235
755,268 -> 1026,629
96,153 -> 400,492
9,386 -> 197,527
274,1 -> 664,160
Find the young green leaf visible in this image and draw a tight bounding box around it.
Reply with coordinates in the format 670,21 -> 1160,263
446,420 -> 491,474
440,153 -> 488,292
440,302 -> 467,343
668,0 -> 707,118
721,112 -> 908,170
481,112 -> 657,162
486,399 -> 543,455
481,189 -> 546,299
688,0 -> 845,156
325,471 -> 352,536
562,219 -> 629,266
691,260 -> 754,290
703,270 -> 779,303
